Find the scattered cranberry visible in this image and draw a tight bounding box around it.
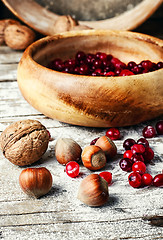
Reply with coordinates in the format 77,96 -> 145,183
132,161 -> 146,175
65,161 -> 80,178
137,138 -> 149,148
123,138 -> 136,150
119,158 -> 133,172
106,128 -> 120,140
90,137 -> 100,145
142,147 -> 154,163
46,130 -> 52,140
153,174 -> 163,187
141,173 -> 153,186
131,144 -> 145,154
123,150 -> 133,159
128,172 -> 142,188
155,120 -> 163,135
131,154 -> 144,163
99,171 -> 112,185
142,125 -> 156,138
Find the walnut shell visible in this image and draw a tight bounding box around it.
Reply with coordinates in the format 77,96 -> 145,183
0,19 -> 20,45
0,119 -> 49,166
4,24 -> 35,50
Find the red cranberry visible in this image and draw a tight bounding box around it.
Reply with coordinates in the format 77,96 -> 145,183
104,71 -> 115,77
128,172 -> 142,188
93,59 -> 102,69
157,61 -> 163,69
65,161 -> 80,178
141,60 -> 153,70
141,173 -> 153,186
131,154 -> 144,163
119,69 -> 134,76
99,171 -> 112,185
99,52 -> 107,61
132,161 -> 146,175
137,138 -> 149,148
74,66 -> 80,74
90,137 -> 100,145
106,128 -> 120,140
127,61 -> 136,69
142,147 -> 154,163
107,54 -> 113,61
123,138 -> 136,150
155,120 -> 163,135
142,125 -> 156,138
153,174 -> 163,187
79,64 -> 89,75
131,144 -> 145,154
123,150 -> 133,159
132,65 -> 143,74
119,158 -> 133,172
52,58 -> 64,71
75,51 -> 86,61
114,68 -> 121,76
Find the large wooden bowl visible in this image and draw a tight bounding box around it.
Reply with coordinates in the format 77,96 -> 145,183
17,30 -> 163,127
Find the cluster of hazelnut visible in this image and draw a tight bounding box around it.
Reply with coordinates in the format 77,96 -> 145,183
49,51 -> 163,76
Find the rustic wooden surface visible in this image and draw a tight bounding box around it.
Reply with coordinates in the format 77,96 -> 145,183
0,4 -> 163,239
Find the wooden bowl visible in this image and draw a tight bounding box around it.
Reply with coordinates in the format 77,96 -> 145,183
17,30 -> 163,127
2,0 -> 163,34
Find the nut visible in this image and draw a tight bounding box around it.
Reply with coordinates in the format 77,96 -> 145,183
0,19 -> 20,45
81,145 -> 106,170
52,15 -> 78,34
55,138 -> 82,165
4,23 -> 35,50
77,173 -> 109,206
0,119 -> 49,166
95,135 -> 117,159
19,167 -> 52,198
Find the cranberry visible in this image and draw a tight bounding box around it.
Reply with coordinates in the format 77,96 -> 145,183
141,60 -> 153,71
104,71 -> 115,77
46,130 -> 51,140
131,154 -> 144,163
127,61 -> 136,69
142,147 -> 154,163
123,150 -> 133,159
79,64 -> 89,75
107,54 -> 113,61
142,173 -> 153,186
119,69 -> 134,76
137,138 -> 149,148
153,174 -> 163,187
123,138 -> 136,150
119,158 -> 133,172
132,65 -> 143,74
65,161 -> 80,178
155,120 -> 163,135
99,52 -> 107,61
142,125 -> 156,138
128,172 -> 142,188
114,68 -> 121,76
52,58 -> 64,71
93,59 -> 102,69
75,51 -> 86,61
99,171 -> 112,185
157,61 -> 163,69
106,128 -> 120,140
132,161 -> 146,175
131,144 -> 145,154
90,137 -> 100,145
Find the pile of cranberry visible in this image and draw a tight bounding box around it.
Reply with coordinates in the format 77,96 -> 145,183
49,51 -> 163,76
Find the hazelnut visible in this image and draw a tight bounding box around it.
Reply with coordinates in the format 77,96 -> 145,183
55,138 -> 82,165
19,167 -> 52,198
81,145 -> 106,171
77,174 -> 109,206
0,119 -> 49,166
95,135 -> 117,159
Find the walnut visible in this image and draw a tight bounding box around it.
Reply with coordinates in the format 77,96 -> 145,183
0,119 -> 49,166
4,23 -> 35,50
52,15 -> 78,34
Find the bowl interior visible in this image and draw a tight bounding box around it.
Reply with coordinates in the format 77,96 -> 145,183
31,30 -> 163,68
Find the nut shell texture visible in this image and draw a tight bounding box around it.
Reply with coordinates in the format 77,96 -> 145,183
0,119 -> 49,166
95,136 -> 117,158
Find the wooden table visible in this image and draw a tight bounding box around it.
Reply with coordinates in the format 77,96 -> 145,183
0,10 -> 163,240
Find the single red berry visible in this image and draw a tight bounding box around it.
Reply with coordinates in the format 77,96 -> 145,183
119,158 -> 133,172
99,52 -> 107,61
141,173 -> 153,186
132,161 -> 146,175
104,71 -> 115,76
131,154 -> 144,163
137,138 -> 149,148
106,128 -> 120,140
157,62 -> 163,69
123,138 -> 136,150
79,64 -> 89,75
75,51 -> 86,61
128,172 -> 142,188
99,171 -> 112,185
119,69 -> 134,76
90,137 -> 100,145
155,120 -> 163,135
123,150 -> 133,159
142,125 -> 156,138
46,130 -> 51,140
142,147 -> 154,163
65,161 -> 80,178
127,61 -> 136,69
153,174 -> 163,187
141,60 -> 153,70
131,144 -> 145,154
